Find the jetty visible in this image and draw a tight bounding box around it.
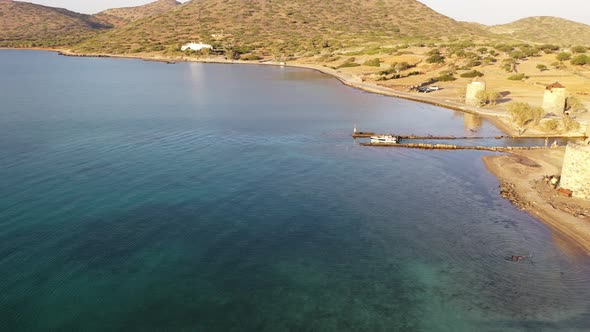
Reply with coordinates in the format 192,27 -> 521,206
352,132 -> 508,140
361,142 -> 547,152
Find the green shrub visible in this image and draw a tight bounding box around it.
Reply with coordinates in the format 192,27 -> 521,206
460,70 -> 484,78
435,73 -> 456,81
571,54 -> 589,66
536,64 -> 548,71
394,62 -> 412,71
507,73 -> 527,81
508,102 -> 544,127
234,45 -> 254,54
337,62 -> 361,68
543,119 -> 559,131
495,44 -> 514,52
426,54 -> 445,64
475,90 -> 500,106
363,58 -> 381,67
566,96 -> 587,113
509,51 -> 525,60
562,116 -> 581,131
556,52 -> 572,61
477,47 -> 488,54
571,46 -> 587,54
240,54 -> 262,61
378,67 -> 396,75
540,44 -> 560,53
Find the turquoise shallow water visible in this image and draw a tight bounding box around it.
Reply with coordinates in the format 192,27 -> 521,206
1,50 -> 590,331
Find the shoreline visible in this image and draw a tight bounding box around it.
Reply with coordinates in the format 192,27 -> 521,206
484,149 -> 590,255
36,48 -> 589,139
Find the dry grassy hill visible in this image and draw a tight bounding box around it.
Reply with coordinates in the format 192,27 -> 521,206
74,0 -> 495,55
487,17 -> 590,46
95,0 -> 181,27
0,0 -> 112,47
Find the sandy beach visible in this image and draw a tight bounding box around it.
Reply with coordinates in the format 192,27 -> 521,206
484,149 -> 590,255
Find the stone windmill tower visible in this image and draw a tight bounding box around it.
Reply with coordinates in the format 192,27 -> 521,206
465,78 -> 486,107
542,82 -> 566,114
560,142 -> 590,200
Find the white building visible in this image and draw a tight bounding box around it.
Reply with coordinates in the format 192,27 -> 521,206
181,42 -> 213,52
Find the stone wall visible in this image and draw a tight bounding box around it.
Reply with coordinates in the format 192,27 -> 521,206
542,88 -> 566,114
465,81 -> 486,107
561,143 -> 590,200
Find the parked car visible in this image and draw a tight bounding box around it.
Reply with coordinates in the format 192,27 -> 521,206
417,86 -> 440,93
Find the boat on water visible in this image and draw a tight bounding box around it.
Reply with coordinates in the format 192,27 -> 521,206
370,135 -> 399,144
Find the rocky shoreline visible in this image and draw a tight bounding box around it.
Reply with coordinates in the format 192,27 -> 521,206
485,149 -> 590,254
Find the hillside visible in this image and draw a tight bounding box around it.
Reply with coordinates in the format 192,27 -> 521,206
95,0 -> 181,27
487,17 -> 590,46
74,0 -> 495,55
0,0 -> 112,47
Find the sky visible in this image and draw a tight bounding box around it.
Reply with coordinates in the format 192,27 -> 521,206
23,0 -> 590,25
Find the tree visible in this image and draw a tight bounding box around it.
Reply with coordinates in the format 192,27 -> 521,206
562,115 -> 581,131
566,96 -> 587,113
502,58 -> 518,72
536,64 -> 548,72
475,90 -> 501,106
556,52 -> 572,62
521,47 -> 540,57
540,44 -> 560,53
508,102 -> 544,127
394,62 -> 411,72
510,50 -> 525,60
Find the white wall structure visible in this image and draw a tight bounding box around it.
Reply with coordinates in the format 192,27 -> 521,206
181,43 -> 213,52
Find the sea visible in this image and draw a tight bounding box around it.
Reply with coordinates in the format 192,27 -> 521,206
1,50 -> 589,331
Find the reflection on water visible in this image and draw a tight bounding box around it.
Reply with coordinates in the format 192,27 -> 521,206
1,50 -> 590,331
464,113 -> 483,132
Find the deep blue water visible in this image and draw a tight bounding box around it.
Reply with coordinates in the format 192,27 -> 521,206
1,50 -> 590,331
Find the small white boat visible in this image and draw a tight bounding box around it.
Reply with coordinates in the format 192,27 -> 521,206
370,135 -> 399,144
